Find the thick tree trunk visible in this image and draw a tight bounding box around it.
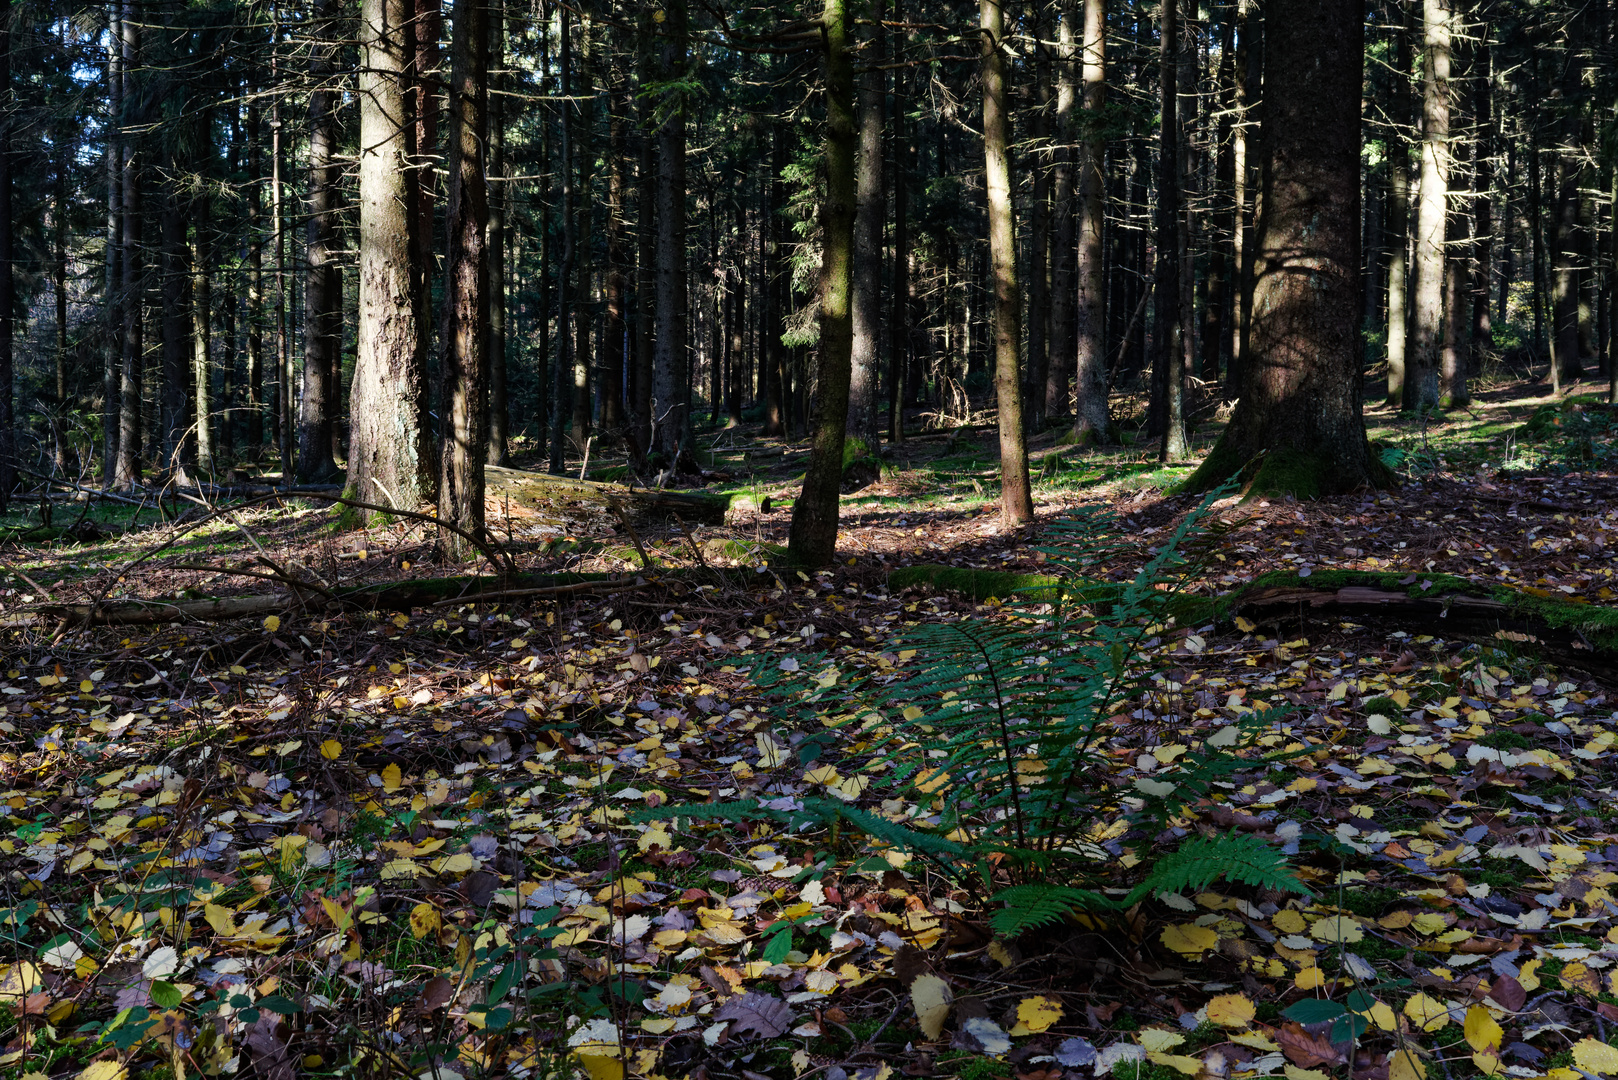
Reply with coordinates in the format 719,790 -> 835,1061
653,0 -> 689,468
1024,20 -> 1051,430
1233,1 -> 1261,384
549,9 -> 576,474
570,16 -> 596,450
1046,1 -> 1077,422
786,0 -> 858,565
300,0 -> 342,483
1440,32 -> 1471,408
438,0 -> 490,562
1385,3 -> 1412,409
1184,0 -> 1385,498
1470,41 -> 1492,361
192,197 -> 214,475
1203,6 -> 1235,385
847,8 -> 885,457
1154,0 -> 1189,460
348,0 -> 432,521
982,0 -> 1035,523
1407,0 -> 1449,413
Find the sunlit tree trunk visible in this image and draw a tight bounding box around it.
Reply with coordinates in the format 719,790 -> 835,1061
437,0 -> 489,561
192,198 -> 214,475
847,3 -> 885,457
159,171 -> 192,478
1072,0 -> 1110,443
787,0 -> 857,565
1407,0 -> 1449,412
348,0 -> 432,520
982,0 -> 1034,521
299,0 -> 342,482
1024,14 -> 1051,429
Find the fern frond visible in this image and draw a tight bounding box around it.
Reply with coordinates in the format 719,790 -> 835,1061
989,883 -> 1120,936
1128,832 -> 1309,904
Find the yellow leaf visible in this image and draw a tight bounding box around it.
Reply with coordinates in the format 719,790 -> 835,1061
409,903 -> 440,940
573,1052 -> 624,1080
1388,1049 -> 1427,1080
640,1018 -> 677,1034
910,973 -> 952,1040
638,824 -> 673,853
1282,1066 -> 1329,1080
1358,1000 -> 1398,1032
320,897 -> 352,933
1572,1038 -> 1618,1075
76,1061 -> 128,1080
1462,1005 -> 1503,1054
432,852 -> 477,876
1273,909 -> 1308,934
1234,616 -> 1257,633
1311,915 -> 1364,944
381,763 -> 402,792
1159,923 -> 1218,955
263,615 -> 280,632
1470,1052 -> 1504,1077
203,903 -> 236,937
1147,1053 -> 1204,1076
1403,993 -> 1451,1033
320,739 -> 343,760
1518,958 -> 1541,992
1294,967 -> 1326,990
1015,995 -> 1062,1034
1138,1030 -> 1186,1053
902,706 -> 924,721
1206,993 -> 1256,1028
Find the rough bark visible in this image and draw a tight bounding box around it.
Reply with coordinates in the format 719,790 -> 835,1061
348,0 -> 432,521
601,85 -> 629,436
1154,0 -> 1189,460
192,197 -> 214,475
1183,0 -> 1387,498
1385,2 -> 1412,409
1024,18 -> 1051,429
632,10 -> 657,455
437,0 -> 490,562
299,0 -> 342,483
246,103 -> 265,451
1407,0 -> 1449,413
1046,1 -> 1076,422
1072,0 -> 1110,443
888,57 -> 911,443
1440,36 -> 1471,410
982,0 -> 1034,523
786,0 -> 858,565
102,5 -> 122,482
1204,6 -> 1235,383
486,7 -> 509,465
763,128 -> 787,437
653,0 -> 690,467
847,6 -> 885,458
114,3 -> 142,489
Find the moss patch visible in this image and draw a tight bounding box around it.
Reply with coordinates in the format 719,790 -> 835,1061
887,565 -> 1063,601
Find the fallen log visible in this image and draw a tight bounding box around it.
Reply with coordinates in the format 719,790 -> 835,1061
482,466 -> 731,525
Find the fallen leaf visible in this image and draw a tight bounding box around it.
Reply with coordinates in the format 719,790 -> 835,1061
911,973 -> 952,1040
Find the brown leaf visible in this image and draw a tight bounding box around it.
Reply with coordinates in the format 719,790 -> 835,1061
715,992 -> 793,1039
418,976 -> 455,1012
460,870 -> 498,908
1488,975 -> 1526,1012
893,944 -> 931,988
1596,1002 -> 1618,1023
1278,1022 -> 1347,1069
245,1011 -> 296,1080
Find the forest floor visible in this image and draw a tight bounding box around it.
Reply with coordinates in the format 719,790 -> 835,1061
2,370 -> 1618,1080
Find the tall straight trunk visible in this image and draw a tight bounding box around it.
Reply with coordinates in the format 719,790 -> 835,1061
486,4 -> 509,464
410,0 -> 440,389
272,66 -> 290,481
115,3 -> 142,488
1551,152 -> 1582,386
1440,32 -> 1470,408
300,0 -> 342,482
1155,0 -> 1189,459
1385,1 -> 1412,408
601,86 -> 628,435
763,129 -> 787,437
438,0 -> 489,561
653,0 -> 689,466
247,103 -> 265,451
549,7 -> 575,473
192,198 -> 214,475
571,13 -> 596,447
786,0 -> 858,565
726,260 -> 744,426
1024,19 -> 1051,428
1407,0 -> 1449,412
1610,167 -> 1617,402
847,4 -> 885,456
103,5 -> 122,481
1529,141 -> 1546,357
888,61 -> 911,442
0,10 -> 11,508
54,113 -> 70,473
348,0 -> 432,519
982,0 -> 1035,521
159,177 -> 192,476
631,10 -> 656,456
1233,0 -> 1261,382
1186,0 -> 1381,496
1072,0 -> 1109,441
1204,4 -> 1235,384
1470,39 -> 1492,359
1046,1 -> 1077,421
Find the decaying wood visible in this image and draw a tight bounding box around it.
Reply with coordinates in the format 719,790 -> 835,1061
482,466 -> 731,525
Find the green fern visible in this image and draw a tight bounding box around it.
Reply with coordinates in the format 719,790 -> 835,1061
988,884 -> 1120,935
1128,832 -> 1309,904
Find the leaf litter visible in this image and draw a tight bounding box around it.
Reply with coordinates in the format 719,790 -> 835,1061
2,466 -> 1618,1080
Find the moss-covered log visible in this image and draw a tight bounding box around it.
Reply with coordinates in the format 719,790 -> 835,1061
483,466 -> 731,525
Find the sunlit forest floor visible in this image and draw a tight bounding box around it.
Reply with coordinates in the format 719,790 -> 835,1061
2,366 -> 1618,1080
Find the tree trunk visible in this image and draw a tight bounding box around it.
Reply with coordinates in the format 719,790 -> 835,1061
1440,28 -> 1470,408
409,0 -> 440,401
653,0 -> 690,468
571,13 -> 596,450
1233,0 -> 1262,384
1204,5 -> 1235,384
601,83 -> 629,437
0,11 -> 12,509
847,5 -> 885,458
1154,0 -> 1190,460
1385,1 -> 1412,409
192,196 -> 214,476
300,0 -> 342,483
1407,0 -> 1449,413
549,7 -> 575,474
103,4 -> 122,483
1046,1 -> 1077,422
631,10 -> 657,456
1470,39 -> 1492,361
763,128 -> 787,437
1071,0 -> 1110,442
486,5 -> 509,465
1183,0 -> 1385,498
786,0 -> 858,565
159,175 -> 192,478
438,0 -> 490,562
246,103 -> 265,453
114,2 -> 143,489
348,0 -> 432,521
982,0 -> 1035,523
1024,18 -> 1051,430
888,57 -> 911,442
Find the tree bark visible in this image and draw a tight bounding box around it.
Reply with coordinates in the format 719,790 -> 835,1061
299,0 -> 342,483
1204,5 -> 1235,384
348,0 -> 432,521
632,10 -> 657,456
601,79 -> 629,436
1184,0 -> 1386,498
653,0 -> 690,468
437,0 -> 490,562
1072,0 -> 1110,443
1407,0 -> 1449,413
763,128 -> 788,437
982,0 -> 1034,523
888,55 -> 911,443
192,196 -> 214,476
1024,17 -> 1052,430
102,4 -> 122,483
486,4 -> 509,465
1440,30 -> 1470,409
1385,1 -> 1412,409
1154,0 -> 1190,460
0,10 -> 12,509
246,103 -> 265,452
786,0 -> 858,565
1046,1 -> 1076,422
114,2 -> 143,489
847,4 -> 885,458
159,174 -> 192,478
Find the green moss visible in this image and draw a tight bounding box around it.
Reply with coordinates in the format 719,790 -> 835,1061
887,565 -> 1063,601
1181,440 -> 1394,500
